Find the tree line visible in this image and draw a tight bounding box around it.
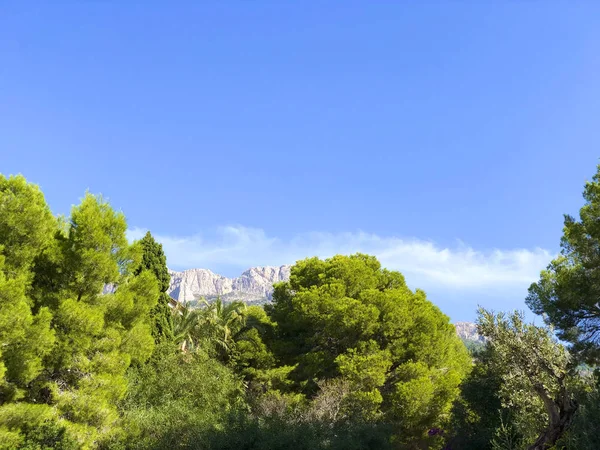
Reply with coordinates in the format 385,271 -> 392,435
2,167 -> 600,449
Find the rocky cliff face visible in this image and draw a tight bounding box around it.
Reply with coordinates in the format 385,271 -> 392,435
454,321 -> 484,342
167,265 -> 291,305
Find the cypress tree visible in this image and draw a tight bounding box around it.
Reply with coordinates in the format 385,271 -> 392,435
134,231 -> 174,343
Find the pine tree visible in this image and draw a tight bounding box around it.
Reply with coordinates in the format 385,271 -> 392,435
0,176 -> 158,447
266,253 -> 471,446
0,175 -> 56,405
528,164 -> 600,363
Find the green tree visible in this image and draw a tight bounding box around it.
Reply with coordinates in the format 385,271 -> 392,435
557,376 -> 600,450
0,175 -> 56,400
34,193 -> 158,446
0,175 -> 56,277
0,175 -> 158,448
527,164 -> 600,363
231,305 -> 279,386
133,231 -> 174,343
172,301 -> 202,352
0,176 -> 60,448
477,308 -> 578,450
197,298 -> 247,362
266,254 -> 471,447
171,298 -> 247,360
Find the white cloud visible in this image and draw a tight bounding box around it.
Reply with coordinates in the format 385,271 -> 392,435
127,225 -> 553,291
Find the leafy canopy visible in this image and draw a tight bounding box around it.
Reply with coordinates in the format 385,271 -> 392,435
0,176 -> 158,448
266,253 -> 471,445
477,308 -> 577,450
527,164 -> 600,363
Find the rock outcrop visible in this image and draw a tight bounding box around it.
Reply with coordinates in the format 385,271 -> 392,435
454,321 -> 484,342
167,265 -> 291,305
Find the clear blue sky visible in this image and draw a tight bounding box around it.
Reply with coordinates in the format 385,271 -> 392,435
2,3 -> 600,321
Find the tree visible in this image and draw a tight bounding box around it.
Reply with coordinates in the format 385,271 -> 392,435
0,175 -> 56,276
133,231 -> 174,343
231,305 -> 278,385
197,298 -> 247,362
557,376 -> 600,450
172,297 -> 248,362
0,176 -> 61,449
0,177 -> 56,407
265,254 -> 471,447
172,301 -> 202,352
477,308 -> 578,450
35,193 -> 158,446
0,175 -> 158,447
527,164 -> 600,363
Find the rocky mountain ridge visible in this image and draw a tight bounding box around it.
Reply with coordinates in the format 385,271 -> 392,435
454,321 -> 484,342
167,265 -> 291,305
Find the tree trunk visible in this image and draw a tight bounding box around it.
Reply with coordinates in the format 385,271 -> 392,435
527,387 -> 578,450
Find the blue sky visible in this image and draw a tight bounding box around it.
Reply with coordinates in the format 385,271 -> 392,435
2,3 -> 600,321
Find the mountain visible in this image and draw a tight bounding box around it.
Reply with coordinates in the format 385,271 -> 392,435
454,321 -> 484,342
167,265 -> 291,305
454,321 -> 487,355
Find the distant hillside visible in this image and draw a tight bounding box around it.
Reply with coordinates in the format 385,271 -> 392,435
454,321 -> 484,342
167,265 -> 291,306
454,321 -> 486,353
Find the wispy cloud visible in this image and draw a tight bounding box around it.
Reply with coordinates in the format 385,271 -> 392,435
127,225 -> 553,292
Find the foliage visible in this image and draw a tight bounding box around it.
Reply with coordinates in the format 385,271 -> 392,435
0,403 -> 78,450
0,175 -> 56,276
172,298 -> 248,361
0,175 -> 56,406
113,342 -> 245,449
555,375 -> 600,450
449,345 -> 504,450
0,176 -> 158,447
231,305 -> 280,387
172,301 -> 202,352
489,418 -> 524,450
197,298 -> 247,362
477,308 -> 577,450
117,348 -> 395,450
527,164 -> 600,363
450,310 -> 584,450
461,338 -> 485,355
265,254 -> 471,447
133,231 -> 174,343
6,172 -> 600,449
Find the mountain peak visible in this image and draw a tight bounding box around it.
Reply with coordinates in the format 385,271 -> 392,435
168,265 -> 291,305
454,321 -> 484,342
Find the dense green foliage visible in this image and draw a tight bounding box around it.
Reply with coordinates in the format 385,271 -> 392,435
265,254 -> 471,447
478,309 -> 577,450
451,309 -> 600,450
449,345 -> 504,449
115,342 -> 245,449
134,232 -> 174,343
527,164 -> 600,363
3,171 -> 600,449
0,175 -> 158,448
